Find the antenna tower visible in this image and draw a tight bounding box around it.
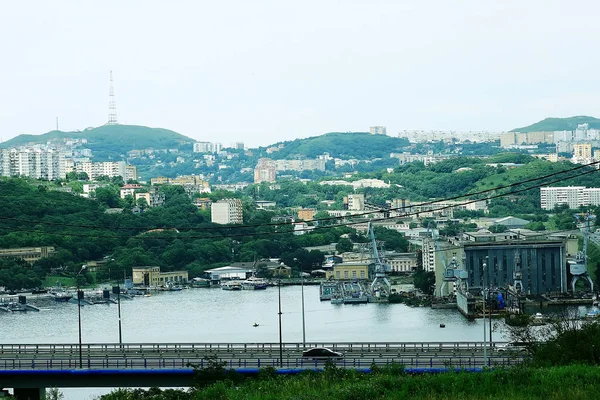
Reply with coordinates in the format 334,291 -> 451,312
108,71 -> 118,125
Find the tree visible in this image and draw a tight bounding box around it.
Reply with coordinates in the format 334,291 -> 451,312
335,238 -> 354,254
413,268 -> 435,295
489,224 -> 507,233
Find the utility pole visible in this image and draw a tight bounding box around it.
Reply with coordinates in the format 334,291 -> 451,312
278,280 -> 283,367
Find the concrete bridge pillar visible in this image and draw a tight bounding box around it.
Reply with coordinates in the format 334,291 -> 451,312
13,387 -> 46,400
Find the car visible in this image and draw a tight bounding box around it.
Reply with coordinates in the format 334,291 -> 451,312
495,342 -> 529,353
301,347 -> 344,360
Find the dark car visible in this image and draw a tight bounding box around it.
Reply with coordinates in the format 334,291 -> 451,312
301,347 -> 344,360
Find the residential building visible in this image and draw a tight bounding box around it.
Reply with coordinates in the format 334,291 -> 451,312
0,247 -> 55,264
211,198 -> 243,224
76,161 -> 127,180
0,148 -> 66,180
132,266 -> 188,287
125,165 -> 138,181
193,142 -> 214,153
297,208 -> 315,221
120,184 -> 143,199
540,186 -> 587,210
135,187 -> 166,207
345,194 -> 365,211
193,197 -> 212,210
254,158 -> 277,183
574,143 -> 592,159
273,159 -> 326,172
370,126 -> 387,135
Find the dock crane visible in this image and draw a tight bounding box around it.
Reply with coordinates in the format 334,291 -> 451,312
570,214 -> 595,293
368,222 -> 392,298
426,222 -> 459,297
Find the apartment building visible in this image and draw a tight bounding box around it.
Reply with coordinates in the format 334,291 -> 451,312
211,198 -> 243,224
135,187 -> 166,207
254,159 -> 277,183
76,161 -> 127,180
540,186 -> 586,210
0,148 -> 66,180
370,126 -> 387,135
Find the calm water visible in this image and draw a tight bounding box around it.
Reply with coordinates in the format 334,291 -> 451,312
2,285 -> 513,399
2,285 -> 500,344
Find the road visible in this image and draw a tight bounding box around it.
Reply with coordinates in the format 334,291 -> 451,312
0,342 -> 526,370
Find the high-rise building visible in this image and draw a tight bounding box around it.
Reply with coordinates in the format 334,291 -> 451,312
254,158 -> 276,183
573,143 -> 592,159
0,148 -> 66,180
211,198 -> 243,224
370,126 -> 387,135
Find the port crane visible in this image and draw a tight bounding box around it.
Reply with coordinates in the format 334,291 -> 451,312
426,222 -> 459,297
368,222 -> 392,298
570,214 -> 595,293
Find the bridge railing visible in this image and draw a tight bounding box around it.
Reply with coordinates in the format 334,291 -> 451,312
0,341 -> 507,355
0,354 -> 525,371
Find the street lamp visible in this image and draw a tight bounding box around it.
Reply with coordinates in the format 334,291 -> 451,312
277,279 -> 283,367
482,256 -> 489,368
296,258 -> 306,347
76,265 -> 87,368
111,260 -> 123,345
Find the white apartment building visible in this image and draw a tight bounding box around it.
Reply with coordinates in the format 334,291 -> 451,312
370,126 -> 387,135
76,161 -> 127,180
0,148 -> 66,180
540,186 -> 589,210
346,194 -> 365,211
211,198 -> 243,224
193,142 -> 223,153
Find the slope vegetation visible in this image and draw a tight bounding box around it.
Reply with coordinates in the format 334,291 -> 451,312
511,116 -> 600,132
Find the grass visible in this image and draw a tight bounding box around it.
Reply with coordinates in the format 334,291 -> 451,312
100,365 -> 600,400
43,275 -> 76,288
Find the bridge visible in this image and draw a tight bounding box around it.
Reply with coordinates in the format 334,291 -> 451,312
1,341 -> 525,399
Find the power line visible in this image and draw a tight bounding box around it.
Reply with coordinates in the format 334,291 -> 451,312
1,165 -> 597,241
0,160 -> 598,233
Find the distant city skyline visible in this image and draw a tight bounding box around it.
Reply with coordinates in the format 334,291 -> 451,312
1,0 -> 600,147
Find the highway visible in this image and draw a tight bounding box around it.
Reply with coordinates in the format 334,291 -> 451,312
0,342 -> 526,370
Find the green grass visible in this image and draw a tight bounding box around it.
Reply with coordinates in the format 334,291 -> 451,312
100,365 -> 600,400
43,275 -> 76,288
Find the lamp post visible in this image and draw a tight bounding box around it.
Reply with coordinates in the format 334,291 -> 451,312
482,257 -> 488,368
76,265 -> 87,368
278,279 -> 283,367
296,258 -> 306,347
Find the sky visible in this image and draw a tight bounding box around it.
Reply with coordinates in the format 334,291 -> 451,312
1,0 -> 599,147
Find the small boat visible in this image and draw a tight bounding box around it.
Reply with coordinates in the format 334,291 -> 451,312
51,292 -> 73,302
221,281 -> 242,291
253,323 -> 259,327
241,277 -> 268,290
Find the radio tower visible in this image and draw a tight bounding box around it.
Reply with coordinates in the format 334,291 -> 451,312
107,71 -> 118,125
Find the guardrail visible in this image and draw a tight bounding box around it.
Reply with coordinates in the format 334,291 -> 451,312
0,341 -> 507,355
0,354 -> 523,370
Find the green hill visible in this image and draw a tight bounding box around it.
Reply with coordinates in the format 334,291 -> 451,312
511,116 -> 600,132
0,124 -> 194,160
262,132 -> 409,159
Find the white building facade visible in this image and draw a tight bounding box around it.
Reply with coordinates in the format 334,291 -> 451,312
211,198 -> 243,224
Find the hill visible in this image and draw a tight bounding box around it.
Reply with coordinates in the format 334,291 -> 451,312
262,132 -> 410,159
511,116 -> 600,132
0,124 -> 194,160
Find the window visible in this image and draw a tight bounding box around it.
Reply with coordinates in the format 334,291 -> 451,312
336,271 -> 340,279
352,271 -> 357,278
360,271 -> 365,278
344,271 -> 349,279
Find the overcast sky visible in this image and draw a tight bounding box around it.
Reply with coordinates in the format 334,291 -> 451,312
1,0 -> 599,147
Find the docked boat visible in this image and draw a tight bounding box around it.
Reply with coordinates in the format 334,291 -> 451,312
241,277 -> 268,290
221,281 -> 242,291
51,291 -> 73,302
